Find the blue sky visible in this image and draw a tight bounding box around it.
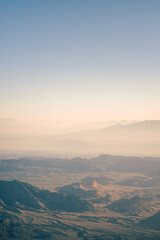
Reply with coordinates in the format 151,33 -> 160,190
1,0 -> 160,124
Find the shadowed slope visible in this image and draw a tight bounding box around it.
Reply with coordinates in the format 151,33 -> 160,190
0,180 -> 93,212
107,196 -> 151,215
139,211 -> 160,230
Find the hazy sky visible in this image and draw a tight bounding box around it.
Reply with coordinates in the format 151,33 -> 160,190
1,0 -> 160,126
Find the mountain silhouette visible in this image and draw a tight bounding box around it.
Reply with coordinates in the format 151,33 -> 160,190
0,180 -> 93,212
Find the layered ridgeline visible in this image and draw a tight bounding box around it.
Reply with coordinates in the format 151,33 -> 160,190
1,154 -> 160,176
1,120 -> 160,156
0,180 -> 92,212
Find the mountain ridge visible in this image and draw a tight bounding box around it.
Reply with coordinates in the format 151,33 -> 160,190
0,180 -> 93,212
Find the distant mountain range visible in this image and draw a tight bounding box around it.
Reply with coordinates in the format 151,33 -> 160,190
101,120 -> 160,133
0,154 -> 160,177
1,120 -> 160,157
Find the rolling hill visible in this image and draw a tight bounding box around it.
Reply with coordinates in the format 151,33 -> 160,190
107,196 -> 152,215
139,211 -> 160,230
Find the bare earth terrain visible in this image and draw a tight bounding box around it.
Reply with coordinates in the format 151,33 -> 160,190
0,154 -> 160,239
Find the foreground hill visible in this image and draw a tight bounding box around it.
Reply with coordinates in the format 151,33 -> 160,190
56,177 -> 112,199
0,180 -> 40,209
57,183 -> 98,199
139,211 -> 160,230
107,196 -> 152,215
0,180 -> 92,212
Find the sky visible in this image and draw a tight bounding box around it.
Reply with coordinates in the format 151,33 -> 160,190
1,0 -> 160,128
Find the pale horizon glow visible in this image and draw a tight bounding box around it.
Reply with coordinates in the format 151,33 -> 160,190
1,0 -> 160,132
